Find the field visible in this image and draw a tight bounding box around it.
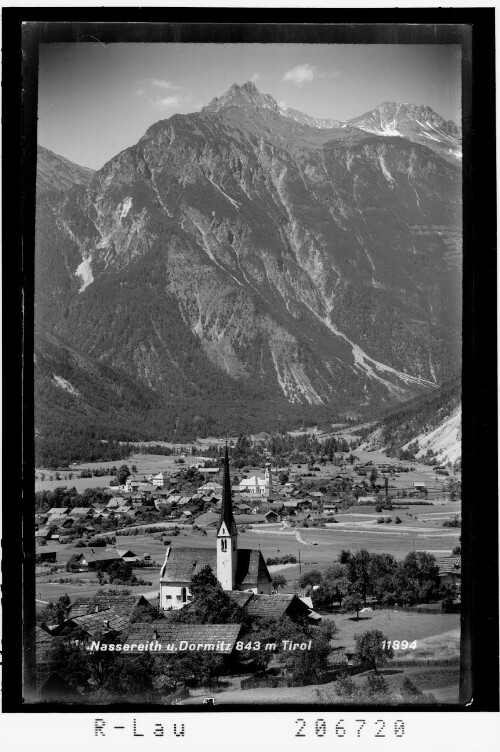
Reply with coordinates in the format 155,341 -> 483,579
324,611 -> 459,651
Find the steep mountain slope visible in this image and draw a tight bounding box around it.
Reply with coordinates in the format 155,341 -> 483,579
364,376 -> 461,461
37,145 -> 94,194
35,82 -> 462,444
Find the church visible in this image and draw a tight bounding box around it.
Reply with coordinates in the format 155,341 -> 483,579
237,464 -> 273,496
159,446 -> 273,610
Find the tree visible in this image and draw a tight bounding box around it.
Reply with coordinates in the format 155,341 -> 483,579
347,549 -> 373,604
299,569 -> 322,589
116,465 -> 131,485
272,574 -> 287,591
343,593 -> 364,620
353,630 -> 394,674
363,672 -> 393,701
334,673 -> 360,699
400,676 -> 436,704
174,565 -> 247,626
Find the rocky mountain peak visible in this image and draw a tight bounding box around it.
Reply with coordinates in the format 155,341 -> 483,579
203,81 -> 280,115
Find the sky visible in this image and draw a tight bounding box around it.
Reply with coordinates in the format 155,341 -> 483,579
37,43 -> 461,170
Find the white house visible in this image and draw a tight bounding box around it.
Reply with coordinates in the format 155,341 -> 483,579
152,471 -> 170,488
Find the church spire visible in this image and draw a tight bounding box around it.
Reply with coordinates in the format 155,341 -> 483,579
219,443 -> 237,536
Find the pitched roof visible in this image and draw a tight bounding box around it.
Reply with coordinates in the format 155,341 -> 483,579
235,549 -> 272,586
123,623 -> 242,654
68,594 -> 155,619
437,556 -> 461,575
245,593 -> 310,620
67,608 -> 130,638
77,548 -> 123,563
160,546 -> 272,587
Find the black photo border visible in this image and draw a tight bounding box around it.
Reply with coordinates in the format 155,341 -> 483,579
2,6 -> 497,715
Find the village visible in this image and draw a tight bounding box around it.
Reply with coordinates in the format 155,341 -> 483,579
34,432 -> 462,705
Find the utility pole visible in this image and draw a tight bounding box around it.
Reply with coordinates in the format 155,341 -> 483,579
298,549 -> 301,574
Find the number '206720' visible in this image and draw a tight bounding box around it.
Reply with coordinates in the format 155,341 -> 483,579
295,719 -> 405,738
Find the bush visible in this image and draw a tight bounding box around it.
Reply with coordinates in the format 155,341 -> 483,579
395,517 -> 402,524
377,517 -> 385,524
385,517 -> 392,524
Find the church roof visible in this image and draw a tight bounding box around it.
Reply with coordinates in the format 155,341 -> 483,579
159,546 -> 272,587
235,548 -> 272,586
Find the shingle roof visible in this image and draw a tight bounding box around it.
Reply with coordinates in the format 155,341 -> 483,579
35,626 -> 55,663
77,548 -> 123,563
245,593 -> 309,620
160,546 -> 272,587
68,594 -> 155,619
437,556 -> 461,575
68,608 -> 130,638
123,623 -> 242,654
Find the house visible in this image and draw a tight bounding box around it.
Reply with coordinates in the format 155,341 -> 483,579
35,548 -> 58,564
154,499 -> 172,511
125,474 -> 148,491
264,510 -> 280,523
74,548 -> 123,570
67,594 -> 157,620
159,446 -> 273,610
197,482 -> 223,494
178,496 -> 194,506
437,557 -> 461,588
357,496 -> 377,504
413,482 -> 427,491
152,471 -> 170,488
54,608 -> 130,642
47,508 -> 70,516
35,527 -> 52,541
116,549 -> 140,563
199,467 -> 220,476
137,483 -> 156,494
69,507 -> 95,519
167,494 -> 182,505
182,509 -> 192,518
122,623 -> 243,656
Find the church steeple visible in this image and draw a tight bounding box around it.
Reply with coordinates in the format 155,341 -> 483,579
219,444 -> 237,536
216,443 -> 238,590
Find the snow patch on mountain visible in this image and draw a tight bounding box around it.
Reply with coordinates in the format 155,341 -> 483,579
52,374 -> 80,397
403,406 -> 461,463
76,258 -> 94,292
120,197 -> 132,219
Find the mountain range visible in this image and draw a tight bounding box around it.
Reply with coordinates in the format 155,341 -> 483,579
35,81 -> 462,451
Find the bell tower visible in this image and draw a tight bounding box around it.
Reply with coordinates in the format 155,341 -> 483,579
216,444 -> 238,590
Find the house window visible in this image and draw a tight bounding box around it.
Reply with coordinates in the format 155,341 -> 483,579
233,540 -> 236,551
181,587 -> 187,602
221,539 -> 227,552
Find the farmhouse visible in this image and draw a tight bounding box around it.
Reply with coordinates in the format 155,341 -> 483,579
437,557 -> 461,588
74,548 -> 123,570
159,446 -> 273,609
67,594 -> 157,620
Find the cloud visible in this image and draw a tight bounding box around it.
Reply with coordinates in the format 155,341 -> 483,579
153,95 -> 182,110
283,63 -> 340,87
250,72 -> 261,83
149,78 -> 183,91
